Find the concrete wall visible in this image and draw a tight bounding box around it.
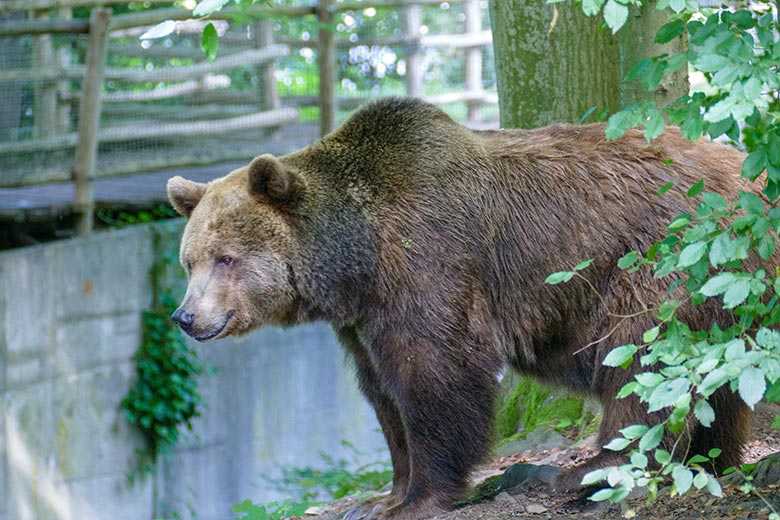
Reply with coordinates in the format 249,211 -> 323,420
0,221 -> 386,520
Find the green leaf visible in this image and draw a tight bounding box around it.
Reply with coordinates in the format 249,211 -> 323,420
604,344 -> 638,367
606,107 -> 639,140
709,448 -> 722,459
545,271 -> 574,284
702,192 -> 727,211
603,0 -> 629,33
657,300 -> 680,322
669,0 -> 686,12
759,234 -> 775,260
694,399 -> 715,427
618,251 -> 639,269
655,19 -> 685,43
655,449 -> 672,465
644,108 -> 665,141
706,476 -> 723,497
658,182 -> 675,195
677,242 -> 707,268
742,149 -> 767,181
639,424 -> 664,452
738,368 -> 766,409
604,437 -> 632,451
667,214 -> 691,233
581,0 -> 606,16
617,381 -> 639,398
723,279 -> 750,309
648,378 -> 691,412
140,20 -> 178,40
699,368 -> 729,397
574,259 -> 594,271
687,179 -> 705,198
620,424 -> 649,439
193,0 -> 231,17
738,191 -> 765,215
200,22 -> 218,62
673,466 -> 693,494
589,488 -> 617,502
636,372 -> 664,387
679,113 -> 703,140
700,273 -> 736,297
704,98 -> 736,124
581,468 -> 610,486
693,471 -> 709,489
643,325 -> 661,343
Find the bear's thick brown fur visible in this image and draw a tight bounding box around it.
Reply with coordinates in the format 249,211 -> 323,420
168,98 -> 751,519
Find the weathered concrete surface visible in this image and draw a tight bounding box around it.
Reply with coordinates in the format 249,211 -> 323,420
0,220 -> 386,520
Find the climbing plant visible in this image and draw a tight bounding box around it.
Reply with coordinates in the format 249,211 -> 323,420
122,223 -> 204,479
547,0 -> 780,510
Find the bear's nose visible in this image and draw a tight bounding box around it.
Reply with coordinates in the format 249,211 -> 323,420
171,308 -> 195,328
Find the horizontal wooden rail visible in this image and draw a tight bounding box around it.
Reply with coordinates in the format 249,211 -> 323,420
0,0 -> 173,15
0,5 -> 317,37
0,45 -> 289,83
1,148 -> 277,189
277,30 -> 492,49
0,107 -> 298,159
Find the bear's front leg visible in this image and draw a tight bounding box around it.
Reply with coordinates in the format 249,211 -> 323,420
337,327 -> 410,519
363,332 -> 502,519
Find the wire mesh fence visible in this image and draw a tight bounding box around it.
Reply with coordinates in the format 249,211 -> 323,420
0,0 -> 498,196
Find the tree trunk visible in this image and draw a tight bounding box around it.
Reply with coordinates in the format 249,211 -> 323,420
489,0 -> 688,129
489,0 -> 622,128
621,2 -> 688,108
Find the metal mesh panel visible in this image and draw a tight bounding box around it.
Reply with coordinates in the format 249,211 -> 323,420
0,1 -> 498,189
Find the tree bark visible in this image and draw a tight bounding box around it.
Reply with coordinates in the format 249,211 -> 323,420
489,0 -> 688,129
489,0 -> 622,128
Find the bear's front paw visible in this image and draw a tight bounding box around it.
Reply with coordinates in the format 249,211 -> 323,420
340,496 -> 395,520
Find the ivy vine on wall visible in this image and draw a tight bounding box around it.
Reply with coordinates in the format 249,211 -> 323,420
122,222 -> 204,479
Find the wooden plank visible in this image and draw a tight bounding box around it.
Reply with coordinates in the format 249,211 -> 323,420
402,6 -> 423,97
73,7 -> 110,235
0,148 -> 258,189
0,108 -> 299,157
331,0 -> 462,12
423,90 -> 498,105
0,45 -> 290,83
0,0 -> 173,15
0,4 -> 316,36
32,10 -> 58,138
277,31 -> 491,49
97,108 -> 298,141
464,0 -> 483,121
99,74 -> 230,103
317,0 -> 336,136
0,17 -> 88,36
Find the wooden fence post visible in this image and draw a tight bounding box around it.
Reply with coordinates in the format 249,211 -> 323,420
254,18 -> 280,111
402,5 -> 423,98
317,0 -> 335,136
72,7 -> 110,236
464,0 -> 482,122
57,7 -> 73,132
32,9 -> 58,138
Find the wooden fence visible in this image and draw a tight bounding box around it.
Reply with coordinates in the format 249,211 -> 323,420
0,0 -> 496,234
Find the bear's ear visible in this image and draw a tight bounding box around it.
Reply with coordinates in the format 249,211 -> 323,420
247,154 -> 302,205
167,176 -> 207,218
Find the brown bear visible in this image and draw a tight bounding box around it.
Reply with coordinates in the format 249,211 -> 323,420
167,98 -> 750,519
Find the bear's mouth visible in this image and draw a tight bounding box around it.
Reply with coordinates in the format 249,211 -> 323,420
192,310 -> 236,342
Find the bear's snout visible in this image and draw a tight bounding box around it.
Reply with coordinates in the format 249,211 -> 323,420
171,308 -> 195,330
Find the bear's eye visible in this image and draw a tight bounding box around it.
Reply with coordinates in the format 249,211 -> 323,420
218,255 -> 235,267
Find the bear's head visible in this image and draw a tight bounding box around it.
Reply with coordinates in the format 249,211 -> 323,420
166,154 -> 304,341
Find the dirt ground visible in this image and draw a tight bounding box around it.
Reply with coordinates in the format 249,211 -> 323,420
309,404 -> 780,520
